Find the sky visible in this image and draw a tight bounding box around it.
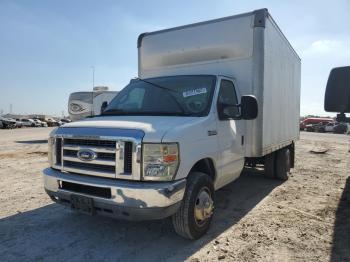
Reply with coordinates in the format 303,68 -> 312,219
0,0 -> 349,117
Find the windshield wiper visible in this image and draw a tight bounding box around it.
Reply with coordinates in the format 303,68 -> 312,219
135,78 -> 185,114
101,109 -> 126,116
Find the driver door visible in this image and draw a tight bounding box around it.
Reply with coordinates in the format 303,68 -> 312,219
215,77 -> 245,188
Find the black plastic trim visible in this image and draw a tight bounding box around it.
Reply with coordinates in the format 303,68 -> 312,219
137,32 -> 148,48
253,8 -> 268,28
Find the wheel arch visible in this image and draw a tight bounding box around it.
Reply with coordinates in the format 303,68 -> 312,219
189,158 -> 216,182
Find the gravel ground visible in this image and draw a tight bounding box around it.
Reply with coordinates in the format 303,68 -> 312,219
0,128 -> 349,262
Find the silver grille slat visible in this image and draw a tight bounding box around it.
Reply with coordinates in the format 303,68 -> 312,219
63,145 -> 116,153
62,166 -> 116,178
62,156 -> 116,166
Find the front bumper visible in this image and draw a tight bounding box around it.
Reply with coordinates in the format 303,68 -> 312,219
43,168 -> 186,220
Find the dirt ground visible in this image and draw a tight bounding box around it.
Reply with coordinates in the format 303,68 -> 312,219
0,128 -> 349,262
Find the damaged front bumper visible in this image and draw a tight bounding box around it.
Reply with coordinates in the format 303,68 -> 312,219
43,168 -> 186,220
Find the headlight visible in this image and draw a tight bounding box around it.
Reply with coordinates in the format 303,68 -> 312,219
142,143 -> 179,181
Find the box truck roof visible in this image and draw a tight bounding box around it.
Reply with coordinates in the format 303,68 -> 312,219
137,8 -> 300,68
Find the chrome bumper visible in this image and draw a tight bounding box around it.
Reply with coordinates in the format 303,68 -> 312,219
43,168 -> 186,220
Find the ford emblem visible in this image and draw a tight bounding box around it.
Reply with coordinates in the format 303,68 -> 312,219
77,149 -> 97,161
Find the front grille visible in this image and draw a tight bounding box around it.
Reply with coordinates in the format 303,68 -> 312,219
63,149 -> 115,161
64,160 -> 116,173
64,139 -> 116,148
54,137 -> 135,179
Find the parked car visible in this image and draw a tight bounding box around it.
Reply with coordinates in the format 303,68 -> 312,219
15,119 -> 24,128
305,124 -> 317,132
46,118 -> 59,127
315,121 -> 337,132
33,119 -> 48,127
33,119 -> 43,127
21,118 -> 38,127
60,119 -> 71,124
0,117 -> 17,129
333,123 -> 348,134
6,118 -> 21,128
324,122 -> 338,132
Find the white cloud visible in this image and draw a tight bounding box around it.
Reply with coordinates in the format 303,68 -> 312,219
302,39 -> 350,57
310,40 -> 341,53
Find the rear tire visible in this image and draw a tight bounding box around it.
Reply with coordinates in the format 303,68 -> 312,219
172,172 -> 214,239
264,152 -> 275,178
275,148 -> 291,180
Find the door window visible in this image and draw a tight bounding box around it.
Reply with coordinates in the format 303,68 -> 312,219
217,80 -> 239,120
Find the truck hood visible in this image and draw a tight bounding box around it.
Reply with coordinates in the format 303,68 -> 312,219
61,116 -> 199,142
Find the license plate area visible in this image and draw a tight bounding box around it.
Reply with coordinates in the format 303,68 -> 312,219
71,194 -> 94,215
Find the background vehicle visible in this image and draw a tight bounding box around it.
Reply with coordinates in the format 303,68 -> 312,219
300,118 -> 333,130
20,118 -> 37,127
313,121 -> 336,132
305,124 -> 317,132
323,122 -> 337,132
0,116 -> 16,129
333,123 -> 348,134
68,86 -> 118,121
8,118 -> 19,128
33,119 -> 43,127
44,9 -> 301,239
45,118 -> 59,127
60,119 -> 71,124
15,119 -> 24,128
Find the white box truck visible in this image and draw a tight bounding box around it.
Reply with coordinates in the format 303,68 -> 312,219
44,9 -> 301,239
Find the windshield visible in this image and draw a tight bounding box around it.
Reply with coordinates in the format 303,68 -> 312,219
102,75 -> 216,117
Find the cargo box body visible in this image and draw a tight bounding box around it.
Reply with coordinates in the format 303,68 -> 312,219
138,9 -> 301,157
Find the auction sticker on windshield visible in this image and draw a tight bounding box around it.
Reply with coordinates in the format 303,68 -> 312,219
182,88 -> 207,98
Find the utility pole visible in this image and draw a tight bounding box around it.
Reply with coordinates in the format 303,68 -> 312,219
91,66 -> 95,89
90,66 -> 95,117
9,103 -> 13,114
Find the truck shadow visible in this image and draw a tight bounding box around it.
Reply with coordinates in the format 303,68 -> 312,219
15,139 -> 48,144
0,168 -> 281,262
331,176 -> 350,262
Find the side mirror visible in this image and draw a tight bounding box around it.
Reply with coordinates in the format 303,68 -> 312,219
101,101 -> 108,113
241,95 -> 258,120
325,66 -> 350,113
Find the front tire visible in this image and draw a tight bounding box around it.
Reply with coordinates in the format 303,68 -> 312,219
172,172 -> 214,239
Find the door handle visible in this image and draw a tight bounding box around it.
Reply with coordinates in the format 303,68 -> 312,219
207,130 -> 217,136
